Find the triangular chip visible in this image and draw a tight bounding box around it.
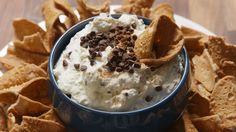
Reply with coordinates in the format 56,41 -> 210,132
42,0 -> 64,52
0,54 -> 26,70
192,115 -> 222,132
192,50 -> 217,92
77,0 -> 110,21
210,76 -> 236,116
8,95 -> 50,116
0,64 -> 47,90
39,60 -> 48,72
114,4 -> 150,18
206,37 -> 236,78
150,3 -> 174,21
12,19 -> 45,41
138,16 -> 184,67
10,116 -> 65,132
122,0 -> 154,8
39,109 -> 63,125
0,91 -> 18,105
182,111 -> 198,132
54,0 -> 78,28
115,0 -> 153,17
134,16 -> 159,59
13,32 -> 49,55
19,77 -> 51,105
0,106 -> 7,130
7,46 -> 48,65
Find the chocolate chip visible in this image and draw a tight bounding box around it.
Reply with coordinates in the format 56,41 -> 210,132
90,31 -> 96,36
100,81 -> 106,86
97,51 -> 102,57
155,85 -> 163,92
133,62 -> 141,68
66,51 -> 72,59
124,92 -> 129,97
150,67 -> 156,71
74,64 -> 80,70
145,95 -> 153,102
63,60 -> 68,67
116,67 -> 123,72
80,65 -> 87,71
131,23 -> 136,29
128,68 -> 134,74
62,90 -> 72,98
117,25 -> 124,30
132,35 -> 137,41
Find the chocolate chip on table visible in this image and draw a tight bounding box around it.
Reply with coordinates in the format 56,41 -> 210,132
155,85 -> 163,92
80,65 -> 87,71
145,95 -> 153,102
74,64 -> 80,70
63,60 -> 68,67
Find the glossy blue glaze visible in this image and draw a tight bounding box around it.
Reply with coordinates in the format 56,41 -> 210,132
48,14 -> 190,132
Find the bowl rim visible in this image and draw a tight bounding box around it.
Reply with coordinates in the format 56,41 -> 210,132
48,14 -> 190,115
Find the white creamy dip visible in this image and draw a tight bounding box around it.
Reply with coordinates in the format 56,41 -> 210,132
54,14 -> 183,112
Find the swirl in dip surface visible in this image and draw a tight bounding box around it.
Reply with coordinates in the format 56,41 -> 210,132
54,14 -> 183,112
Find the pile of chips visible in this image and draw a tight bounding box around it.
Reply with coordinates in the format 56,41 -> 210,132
0,0 -> 235,131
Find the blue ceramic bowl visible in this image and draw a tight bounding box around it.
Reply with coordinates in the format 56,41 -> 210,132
48,14 -> 190,132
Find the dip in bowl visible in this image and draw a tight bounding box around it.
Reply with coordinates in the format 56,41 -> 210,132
49,14 -> 190,132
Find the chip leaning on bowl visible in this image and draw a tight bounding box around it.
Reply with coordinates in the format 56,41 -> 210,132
0,0 -> 236,132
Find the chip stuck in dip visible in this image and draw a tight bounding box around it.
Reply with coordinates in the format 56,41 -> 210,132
53,14 -> 184,112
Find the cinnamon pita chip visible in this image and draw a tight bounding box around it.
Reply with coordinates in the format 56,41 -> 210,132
19,77 -> 51,105
0,64 -> 47,90
114,4 -> 150,18
122,0 -> 154,8
0,77 -> 50,106
150,3 -> 174,21
39,60 -> 48,72
192,50 -> 217,92
138,16 -> 184,67
8,95 -> 50,117
0,54 -> 26,70
7,46 -> 48,65
77,0 -> 110,21
0,106 -> 7,130
13,32 -> 49,55
210,76 -> 236,116
134,16 -> 158,59
192,115 -> 222,132
10,116 -> 65,132
181,26 -> 205,37
206,37 -> 236,78
115,0 -> 154,17
39,109 -> 63,125
182,111 -> 198,132
42,0 -> 64,52
7,113 -> 20,130
0,91 -> 18,104
54,0 -> 78,28
12,19 -> 45,41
